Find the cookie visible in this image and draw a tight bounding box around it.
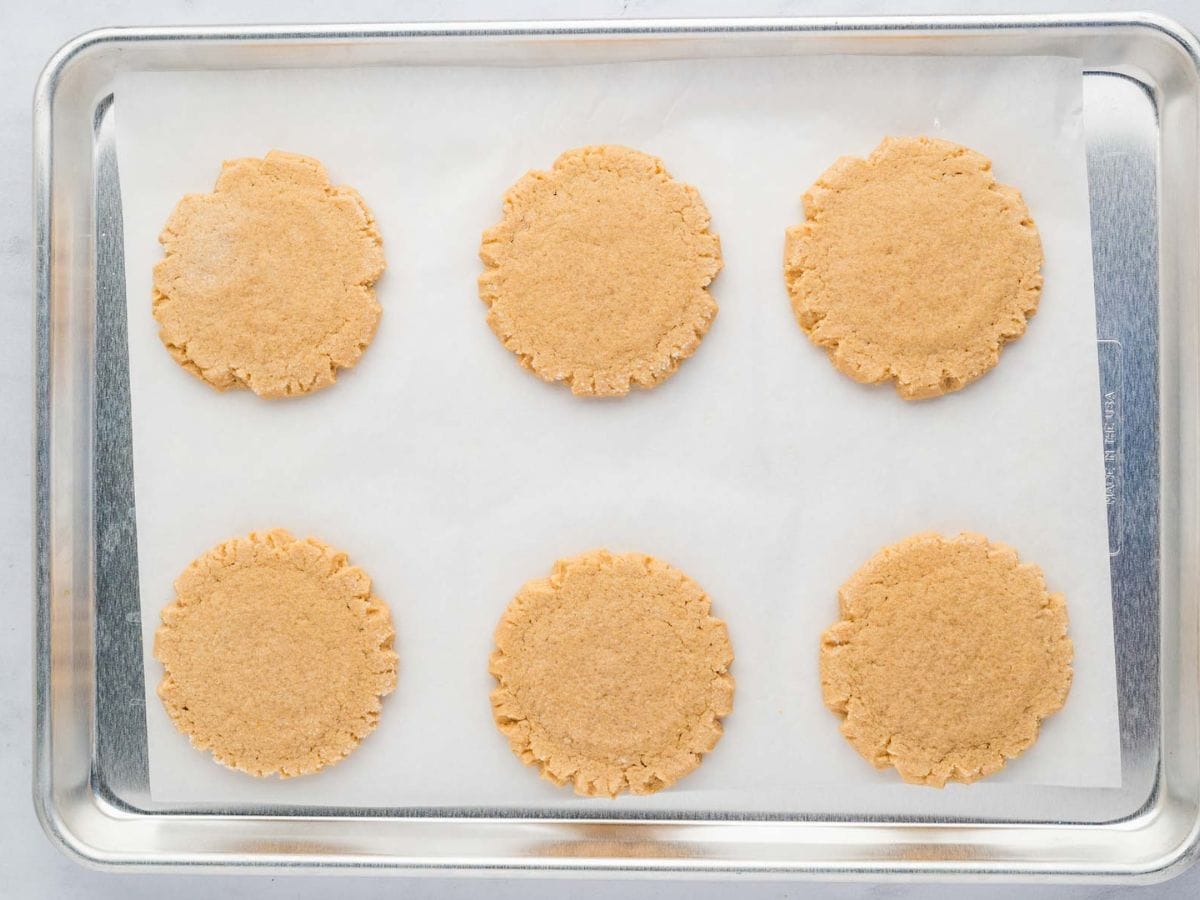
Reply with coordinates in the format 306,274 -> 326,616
152,150 -> 386,398
784,136 -> 1043,399
479,145 -> 722,397
154,529 -> 398,777
820,532 -> 1072,787
489,549 -> 734,797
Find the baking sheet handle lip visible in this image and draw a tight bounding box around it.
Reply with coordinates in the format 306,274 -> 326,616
20,777 -> 1200,880
30,789 -> 1200,879
16,829 -> 1200,883
31,11 -> 1200,72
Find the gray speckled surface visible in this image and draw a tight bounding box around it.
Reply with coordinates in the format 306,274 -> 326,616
5,0 -> 1197,895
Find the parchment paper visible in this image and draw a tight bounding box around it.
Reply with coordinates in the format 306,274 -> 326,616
115,54 -> 1121,818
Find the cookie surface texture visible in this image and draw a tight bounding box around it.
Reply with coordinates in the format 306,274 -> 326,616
820,532 -> 1072,786
154,529 -> 398,777
153,150 -> 385,398
784,136 -> 1043,399
489,549 -> 735,797
479,145 -> 722,396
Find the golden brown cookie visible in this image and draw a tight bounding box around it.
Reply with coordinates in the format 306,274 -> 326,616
479,145 -> 722,397
820,532 -> 1072,787
489,549 -> 734,797
153,150 -> 386,398
784,136 -> 1043,399
154,529 -> 398,777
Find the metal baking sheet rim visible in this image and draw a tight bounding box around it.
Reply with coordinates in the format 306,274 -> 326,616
31,13 -> 1200,881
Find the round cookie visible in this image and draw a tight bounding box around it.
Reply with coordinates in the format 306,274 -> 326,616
820,532 -> 1072,787
489,549 -> 735,797
154,529 -> 398,777
784,136 -> 1043,399
478,145 -> 723,397
153,150 -> 386,398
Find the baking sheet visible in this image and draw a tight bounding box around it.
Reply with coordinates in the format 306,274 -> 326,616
115,53 -> 1121,816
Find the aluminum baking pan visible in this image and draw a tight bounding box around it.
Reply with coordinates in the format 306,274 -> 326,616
32,13 -> 1200,880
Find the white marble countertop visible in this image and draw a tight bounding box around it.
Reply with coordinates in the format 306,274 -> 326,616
3,1 -> 1195,896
